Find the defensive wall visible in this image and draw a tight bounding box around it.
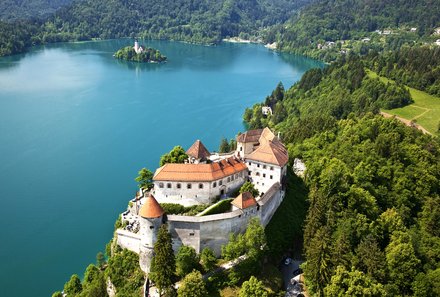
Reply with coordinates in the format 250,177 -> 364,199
116,182 -> 284,256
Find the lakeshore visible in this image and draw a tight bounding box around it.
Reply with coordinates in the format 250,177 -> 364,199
0,39 -> 322,297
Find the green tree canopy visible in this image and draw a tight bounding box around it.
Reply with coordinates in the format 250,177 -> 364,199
239,181 -> 259,197
150,225 -> 176,294
239,276 -> 268,297
221,218 -> 266,261
177,270 -> 208,297
218,137 -> 230,153
135,167 -> 154,189
324,266 -> 386,297
64,274 -> 82,296
159,146 -> 188,167
80,264 -> 107,297
176,245 -> 199,278
200,247 -> 217,272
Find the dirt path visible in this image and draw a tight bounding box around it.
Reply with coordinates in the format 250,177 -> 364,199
380,111 -> 431,135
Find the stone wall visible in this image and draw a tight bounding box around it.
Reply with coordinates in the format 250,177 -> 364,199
116,229 -> 141,253
166,182 -> 283,256
116,183 -> 284,259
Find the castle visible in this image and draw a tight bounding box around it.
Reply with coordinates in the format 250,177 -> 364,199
115,127 -> 288,273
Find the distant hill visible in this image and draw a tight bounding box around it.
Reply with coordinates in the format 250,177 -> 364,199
42,0 -> 313,44
0,0 -> 72,21
274,0 -> 440,60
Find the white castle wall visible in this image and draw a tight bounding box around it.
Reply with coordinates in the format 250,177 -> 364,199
116,229 -> 141,253
153,171 -> 248,206
166,182 -> 283,256
116,183 -> 284,264
247,160 -> 286,194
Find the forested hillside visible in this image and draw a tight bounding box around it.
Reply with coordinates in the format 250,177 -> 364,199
243,50 -> 440,295
0,0 -> 313,56
366,46 -> 440,97
43,0 -> 311,43
0,0 -> 72,21
273,0 -> 440,61
244,55 -> 414,143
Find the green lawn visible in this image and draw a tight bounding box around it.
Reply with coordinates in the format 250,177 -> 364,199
367,70 -> 440,134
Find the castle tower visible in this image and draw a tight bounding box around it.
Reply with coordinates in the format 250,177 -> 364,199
138,194 -> 165,273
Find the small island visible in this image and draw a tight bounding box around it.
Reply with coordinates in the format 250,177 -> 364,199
114,40 -> 167,63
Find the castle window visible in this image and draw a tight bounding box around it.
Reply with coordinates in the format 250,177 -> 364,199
189,232 -> 195,236
187,183 -> 192,189
263,165 -> 267,169
177,183 -> 181,189
227,177 -> 231,182
270,166 -> 274,170
150,226 -> 154,229
219,180 -> 223,186
213,182 -> 217,188
199,183 -> 203,189
240,147 -> 243,151
248,162 -> 251,166
270,175 -> 273,179
263,173 -> 266,178
257,164 -> 260,168
256,172 -> 260,176
159,183 -> 164,188
167,183 -> 172,189
231,175 -> 234,181
235,174 -> 238,179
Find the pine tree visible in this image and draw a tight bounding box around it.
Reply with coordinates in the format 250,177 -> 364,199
150,225 -> 176,295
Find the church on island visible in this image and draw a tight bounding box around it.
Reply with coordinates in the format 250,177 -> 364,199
115,127 -> 289,273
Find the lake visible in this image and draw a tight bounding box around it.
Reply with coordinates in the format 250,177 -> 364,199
0,39 -> 321,296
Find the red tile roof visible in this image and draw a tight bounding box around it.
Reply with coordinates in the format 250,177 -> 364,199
139,194 -> 165,218
231,192 -> 257,209
246,140 -> 288,166
236,127 -> 275,144
153,157 -> 247,182
236,129 -> 263,143
186,140 -> 210,160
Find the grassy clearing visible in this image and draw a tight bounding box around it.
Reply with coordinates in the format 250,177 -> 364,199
367,70 -> 440,134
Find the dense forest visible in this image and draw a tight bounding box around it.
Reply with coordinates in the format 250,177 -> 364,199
366,46 -> 440,96
243,50 -> 440,295
244,54 -> 414,143
0,0 -> 313,57
0,0 -> 72,21
272,0 -> 440,61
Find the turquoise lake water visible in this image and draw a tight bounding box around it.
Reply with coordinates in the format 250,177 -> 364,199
0,39 -> 321,296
